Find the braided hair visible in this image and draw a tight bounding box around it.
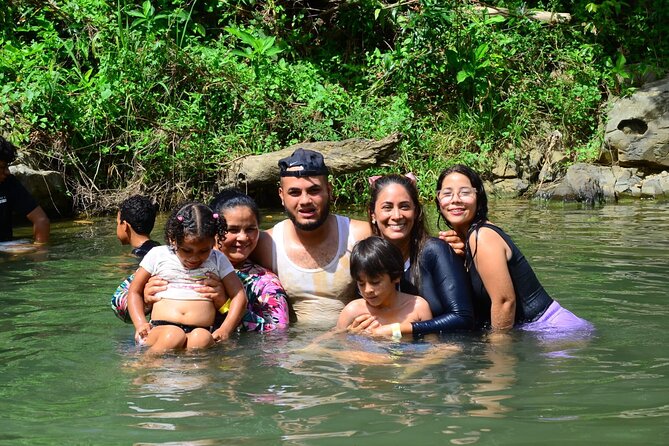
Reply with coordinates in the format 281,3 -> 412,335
164,202 -> 227,250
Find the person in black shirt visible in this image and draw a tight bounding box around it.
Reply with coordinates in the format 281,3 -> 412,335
0,136 -> 50,244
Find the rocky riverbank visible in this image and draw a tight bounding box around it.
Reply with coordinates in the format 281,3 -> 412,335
486,76 -> 669,203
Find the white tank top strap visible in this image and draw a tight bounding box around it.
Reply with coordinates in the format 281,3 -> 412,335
270,215 -> 355,327
337,214 -> 355,254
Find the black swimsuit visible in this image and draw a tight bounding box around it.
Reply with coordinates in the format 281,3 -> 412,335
150,320 -> 212,334
409,238 -> 475,335
467,223 -> 553,328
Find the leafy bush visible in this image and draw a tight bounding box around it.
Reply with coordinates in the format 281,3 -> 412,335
0,0 -> 667,211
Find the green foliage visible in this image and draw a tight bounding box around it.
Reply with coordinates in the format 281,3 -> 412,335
0,0 -> 667,211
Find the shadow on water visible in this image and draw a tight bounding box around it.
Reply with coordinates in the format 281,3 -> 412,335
1,200 -> 668,444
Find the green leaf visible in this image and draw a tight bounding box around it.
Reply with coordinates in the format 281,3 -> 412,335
142,1 -> 153,17
456,70 -> 470,83
232,49 -> 251,58
484,15 -> 506,24
473,43 -> 489,62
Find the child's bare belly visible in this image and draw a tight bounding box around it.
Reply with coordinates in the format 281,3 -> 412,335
151,299 -> 215,327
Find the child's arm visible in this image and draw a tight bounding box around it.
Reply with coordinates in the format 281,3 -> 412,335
354,295 -> 432,340
336,299 -> 365,330
211,271 -> 247,342
128,267 -> 153,341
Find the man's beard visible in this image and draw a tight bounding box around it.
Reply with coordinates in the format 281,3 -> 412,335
286,200 -> 331,231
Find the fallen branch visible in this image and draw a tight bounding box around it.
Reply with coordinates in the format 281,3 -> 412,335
472,1 -> 571,24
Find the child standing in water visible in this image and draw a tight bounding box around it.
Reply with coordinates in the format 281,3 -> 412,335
111,195 -> 161,323
337,236 -> 432,339
128,202 -> 247,353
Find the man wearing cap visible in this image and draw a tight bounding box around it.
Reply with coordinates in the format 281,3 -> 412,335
254,148 -> 372,327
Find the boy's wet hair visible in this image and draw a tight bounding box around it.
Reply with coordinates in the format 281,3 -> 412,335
164,202 -> 226,248
119,195 -> 158,236
350,236 -> 404,282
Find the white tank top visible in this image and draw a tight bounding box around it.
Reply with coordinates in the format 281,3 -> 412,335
271,215 -> 356,327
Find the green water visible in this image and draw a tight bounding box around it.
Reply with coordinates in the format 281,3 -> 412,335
1,200 -> 668,445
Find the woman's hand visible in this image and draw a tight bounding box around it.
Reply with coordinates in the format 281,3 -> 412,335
439,229 -> 465,257
346,314 -> 381,334
195,272 -> 228,310
143,276 -> 167,305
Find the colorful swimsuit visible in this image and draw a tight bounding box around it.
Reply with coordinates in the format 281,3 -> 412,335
236,260 -> 290,332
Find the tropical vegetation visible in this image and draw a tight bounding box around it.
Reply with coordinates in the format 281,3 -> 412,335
1,0 -> 667,211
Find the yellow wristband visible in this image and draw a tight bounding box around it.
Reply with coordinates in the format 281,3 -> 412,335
218,298 -> 232,315
391,323 -> 402,341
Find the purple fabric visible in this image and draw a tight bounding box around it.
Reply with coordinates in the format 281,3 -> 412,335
519,300 -> 593,335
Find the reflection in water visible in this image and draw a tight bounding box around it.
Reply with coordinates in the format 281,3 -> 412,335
124,354 -> 214,434
466,342 -> 517,418
1,202 -> 668,444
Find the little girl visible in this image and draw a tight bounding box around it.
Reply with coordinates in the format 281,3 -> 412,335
337,236 -> 432,339
128,202 -> 247,353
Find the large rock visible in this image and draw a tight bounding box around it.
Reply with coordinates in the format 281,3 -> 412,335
492,153 -> 518,178
641,171 -> 669,197
10,164 -> 72,217
219,133 -> 402,189
535,164 -> 669,202
604,77 -> 669,168
491,178 -> 529,198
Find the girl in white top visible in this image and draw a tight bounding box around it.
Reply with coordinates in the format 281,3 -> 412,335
128,202 -> 247,353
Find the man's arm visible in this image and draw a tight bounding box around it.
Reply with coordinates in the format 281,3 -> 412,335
26,206 -> 49,244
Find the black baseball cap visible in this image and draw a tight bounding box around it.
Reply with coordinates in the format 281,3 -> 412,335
278,148 -> 330,177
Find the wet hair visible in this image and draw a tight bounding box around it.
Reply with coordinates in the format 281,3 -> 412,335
435,164 -> 488,231
164,202 -> 227,249
210,188 -> 260,224
350,236 -> 404,282
0,136 -> 18,164
368,174 -> 428,287
119,195 -> 158,236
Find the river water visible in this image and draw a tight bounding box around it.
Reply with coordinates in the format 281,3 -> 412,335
1,199 -> 667,445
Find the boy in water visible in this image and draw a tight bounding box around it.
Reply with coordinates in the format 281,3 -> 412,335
116,195 -> 160,260
337,236 -> 432,339
112,195 -> 160,322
